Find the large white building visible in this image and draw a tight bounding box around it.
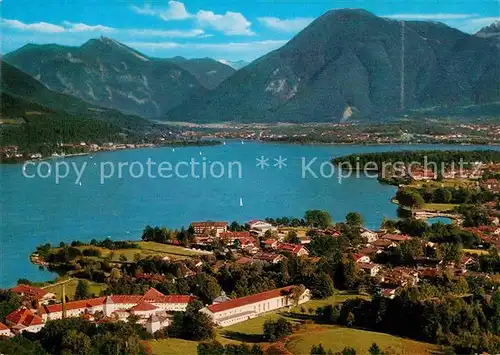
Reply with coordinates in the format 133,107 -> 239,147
201,286 -> 310,327
5,288 -> 194,335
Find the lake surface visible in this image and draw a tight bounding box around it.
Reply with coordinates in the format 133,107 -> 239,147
1,142 -> 498,288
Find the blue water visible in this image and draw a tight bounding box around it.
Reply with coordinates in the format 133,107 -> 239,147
0,142 -> 498,288
427,217 -> 453,225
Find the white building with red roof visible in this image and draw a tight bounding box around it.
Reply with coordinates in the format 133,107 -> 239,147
200,286 -> 310,327
191,221 -> 228,237
0,322 -> 13,337
10,284 -> 56,304
40,288 -> 194,322
276,243 -> 309,257
5,308 -> 44,334
352,253 -> 371,263
247,220 -> 276,236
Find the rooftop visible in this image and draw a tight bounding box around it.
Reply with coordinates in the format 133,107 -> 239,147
206,286 -> 296,313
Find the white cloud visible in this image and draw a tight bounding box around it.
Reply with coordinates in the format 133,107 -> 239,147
131,2 -> 254,36
1,19 -> 65,33
127,39 -> 287,52
131,1 -> 191,21
127,28 -> 205,38
2,18 -> 206,39
62,21 -> 115,33
196,10 -> 254,36
460,17 -> 500,33
258,17 -> 314,33
384,13 -> 480,20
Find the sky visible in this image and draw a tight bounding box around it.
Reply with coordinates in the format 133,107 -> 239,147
1,0 -> 499,62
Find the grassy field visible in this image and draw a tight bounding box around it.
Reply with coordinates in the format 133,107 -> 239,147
421,203 -> 458,212
42,278 -> 106,300
286,325 -> 439,355
148,292 -> 437,355
409,179 -> 474,189
65,241 -> 208,263
463,248 -> 490,256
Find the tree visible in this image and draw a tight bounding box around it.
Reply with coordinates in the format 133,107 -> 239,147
194,273 -> 221,304
285,230 -> 301,244
345,212 -> 364,228
368,343 -> 384,355
400,238 -> 424,263
263,318 -> 293,341
311,344 -> 331,355
289,285 -> 306,307
74,280 -> 90,300
305,210 -> 332,229
395,189 -> 425,209
338,347 -> 356,355
60,329 -> 91,355
310,273 -> 335,299
169,300 -> 215,341
0,291 -> 21,322
119,254 -> 128,262
197,341 -> 224,355
142,225 -> 154,241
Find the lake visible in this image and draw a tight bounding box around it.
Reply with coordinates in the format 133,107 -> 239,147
0,142 -> 498,288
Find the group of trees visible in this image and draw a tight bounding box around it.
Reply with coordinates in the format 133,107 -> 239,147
0,318 -> 151,355
334,291 -> 500,353
159,300 -> 215,341
197,342 -> 264,355
332,150 -> 500,170
263,318 -> 293,341
310,343 -> 387,355
141,225 -> 195,246
396,185 -> 497,211
0,290 -> 21,323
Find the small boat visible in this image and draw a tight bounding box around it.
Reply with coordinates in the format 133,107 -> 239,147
241,141 -> 244,145
223,141 -> 226,146
239,197 -> 243,207
199,151 -> 203,155
172,148 -> 175,152
78,182 -> 82,186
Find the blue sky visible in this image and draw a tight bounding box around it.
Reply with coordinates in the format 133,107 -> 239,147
2,0 -> 499,61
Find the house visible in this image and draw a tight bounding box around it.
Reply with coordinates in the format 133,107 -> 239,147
481,179 -> 500,192
352,253 -> 371,264
460,256 -> 476,270
276,243 -> 309,257
254,252 -> 284,264
411,169 -> 435,180
360,229 -> 378,243
41,288 -> 194,322
233,236 -> 257,249
381,234 -> 410,243
380,267 -> 420,287
415,257 -> 443,270
263,239 -> 278,249
0,322 -> 13,337
146,314 -> 171,335
220,231 -> 251,245
380,288 -> 398,299
358,263 -> 381,277
200,286 -> 311,327
248,220 -> 276,236
5,308 -> 44,334
372,239 -> 397,249
191,221 -> 228,237
10,284 -> 56,304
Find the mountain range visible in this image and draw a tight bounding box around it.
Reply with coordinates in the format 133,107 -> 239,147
166,9 -> 500,123
4,37 -> 235,118
0,60 -> 156,150
3,9 -> 500,124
